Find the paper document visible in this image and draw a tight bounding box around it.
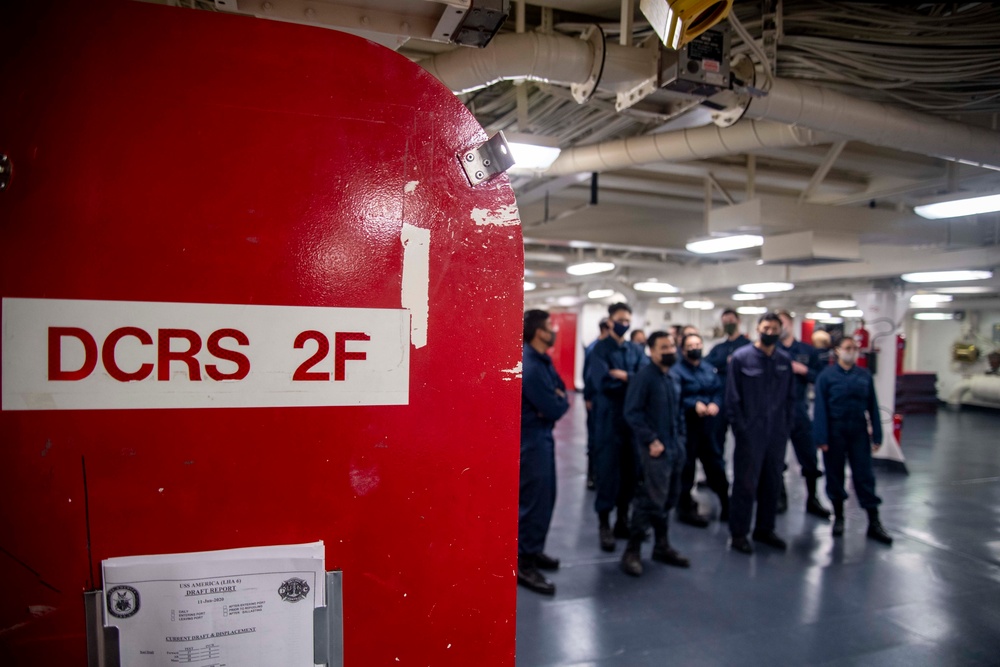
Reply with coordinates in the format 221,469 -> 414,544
103,542 -> 325,666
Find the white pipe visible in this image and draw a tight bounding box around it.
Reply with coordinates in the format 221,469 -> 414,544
421,32 -> 1000,170
546,121 -> 833,175
420,32 -> 595,94
744,78 -> 1000,169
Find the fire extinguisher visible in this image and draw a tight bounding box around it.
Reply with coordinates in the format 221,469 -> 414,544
892,413 -> 903,447
853,322 -> 871,369
895,333 -> 906,376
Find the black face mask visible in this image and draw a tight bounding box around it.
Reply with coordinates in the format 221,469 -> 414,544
723,323 -> 738,336
660,352 -> 677,367
760,332 -> 780,347
612,321 -> 630,338
685,348 -> 702,361
546,330 -> 557,348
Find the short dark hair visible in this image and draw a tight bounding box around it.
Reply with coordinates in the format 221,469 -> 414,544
758,311 -> 782,326
598,320 -> 610,332
608,302 -> 632,317
630,330 -> 645,342
647,331 -> 672,348
722,308 -> 739,319
834,334 -> 855,348
680,332 -> 702,349
523,309 -> 550,343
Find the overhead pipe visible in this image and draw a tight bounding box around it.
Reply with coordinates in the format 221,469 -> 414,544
742,78 -> 1000,170
546,121 -> 834,175
422,31 -> 1000,171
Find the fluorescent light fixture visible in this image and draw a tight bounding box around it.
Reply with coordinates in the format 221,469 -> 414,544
910,294 -> 953,304
840,309 -> 864,318
821,318 -> 844,324
805,312 -> 832,320
685,234 -> 763,254
738,282 -> 794,293
901,270 -> 993,283
683,300 -> 715,310
556,295 -> 581,306
914,193 -> 1000,219
934,286 -> 993,294
634,281 -> 680,293
567,261 -> 615,276
737,306 -> 767,315
524,281 -> 536,291
817,299 -> 856,309
505,133 -> 562,171
732,293 -> 765,301
588,289 -> 615,299
914,312 -> 955,321
658,296 -> 685,304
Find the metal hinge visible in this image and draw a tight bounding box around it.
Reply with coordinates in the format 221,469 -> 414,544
458,131 -> 515,187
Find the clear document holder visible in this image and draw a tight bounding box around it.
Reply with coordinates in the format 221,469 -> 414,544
85,570 -> 344,667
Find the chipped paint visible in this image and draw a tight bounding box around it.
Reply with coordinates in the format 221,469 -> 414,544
400,223 -> 430,349
404,180 -> 419,193
501,360 -> 522,380
471,203 -> 520,227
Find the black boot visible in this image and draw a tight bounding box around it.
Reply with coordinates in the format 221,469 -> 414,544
677,495 -> 709,528
620,540 -> 643,577
832,500 -> 845,537
805,476 -> 831,519
613,505 -> 631,539
517,554 -> 555,595
866,507 -> 893,545
652,530 -> 690,568
599,512 -> 615,552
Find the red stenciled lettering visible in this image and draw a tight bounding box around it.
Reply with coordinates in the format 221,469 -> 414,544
293,330 -> 330,381
48,327 -> 98,381
157,329 -> 202,381
102,327 -> 154,382
334,332 -> 369,382
206,329 -> 250,381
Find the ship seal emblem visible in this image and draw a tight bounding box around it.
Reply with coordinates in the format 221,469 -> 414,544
106,585 -> 140,619
278,577 -> 310,602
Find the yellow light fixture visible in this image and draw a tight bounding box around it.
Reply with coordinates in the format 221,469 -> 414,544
641,0 -> 734,50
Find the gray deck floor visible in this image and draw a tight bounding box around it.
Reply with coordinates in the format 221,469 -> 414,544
516,395 -> 1000,666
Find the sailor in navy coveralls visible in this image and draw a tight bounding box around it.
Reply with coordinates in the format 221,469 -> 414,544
518,309 -> 570,595
724,312 -> 795,554
620,331 -> 690,576
813,336 -> 893,544
776,310 -> 831,519
585,303 -> 649,551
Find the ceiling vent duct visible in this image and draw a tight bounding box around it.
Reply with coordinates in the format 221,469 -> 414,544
760,231 -> 860,266
708,196 -> 905,236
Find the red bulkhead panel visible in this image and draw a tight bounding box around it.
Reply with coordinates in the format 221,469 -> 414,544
0,2 -> 523,664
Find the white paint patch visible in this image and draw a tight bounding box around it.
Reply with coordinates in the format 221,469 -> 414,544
400,224 -> 430,349
404,180 -> 419,193
501,360 -> 522,380
471,203 -> 520,227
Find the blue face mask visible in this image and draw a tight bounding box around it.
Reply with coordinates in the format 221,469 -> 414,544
613,321 -> 630,338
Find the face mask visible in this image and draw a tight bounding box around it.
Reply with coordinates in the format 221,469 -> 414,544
546,330 -> 557,348
723,323 -> 738,336
839,351 -> 858,365
660,352 -> 677,367
760,332 -> 779,347
686,348 -> 702,361
613,321 -> 630,338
